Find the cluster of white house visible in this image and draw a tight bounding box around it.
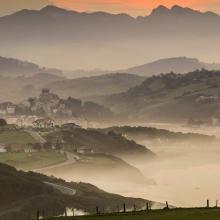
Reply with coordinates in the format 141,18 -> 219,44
0,143 -> 94,155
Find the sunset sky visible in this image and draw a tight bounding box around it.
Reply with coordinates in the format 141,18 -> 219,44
0,0 -> 220,16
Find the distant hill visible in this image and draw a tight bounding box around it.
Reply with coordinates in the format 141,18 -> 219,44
0,56 -> 62,77
100,126 -> 218,147
122,57 -> 220,76
0,72 -> 145,103
47,73 -> 146,98
62,69 -> 112,79
0,73 -> 64,102
1,5 -> 220,69
0,163 -> 152,220
102,70 -> 220,123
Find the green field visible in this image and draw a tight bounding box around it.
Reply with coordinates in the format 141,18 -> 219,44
79,154 -> 125,166
0,129 -> 36,145
0,152 -> 67,170
48,208 -> 220,220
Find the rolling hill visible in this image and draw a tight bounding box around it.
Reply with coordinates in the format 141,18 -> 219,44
122,57 -> 220,77
0,56 -> 62,77
100,126 -> 218,147
46,73 -> 145,98
0,70 -> 144,102
45,127 -> 156,164
0,163 -> 154,220
102,70 -> 220,123
40,153 -> 154,187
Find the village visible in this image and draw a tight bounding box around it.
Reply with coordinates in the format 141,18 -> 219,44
0,113 -> 96,173
0,88 -> 112,128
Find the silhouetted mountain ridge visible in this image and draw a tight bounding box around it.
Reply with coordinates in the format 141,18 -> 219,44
1,5 -> 220,69
149,5 -> 219,18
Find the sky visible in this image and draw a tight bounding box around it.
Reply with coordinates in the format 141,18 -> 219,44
0,0 -> 220,16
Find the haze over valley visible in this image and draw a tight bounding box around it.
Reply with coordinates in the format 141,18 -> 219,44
1,2 -> 220,220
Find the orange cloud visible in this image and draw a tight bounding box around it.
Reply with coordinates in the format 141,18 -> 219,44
51,0 -> 220,16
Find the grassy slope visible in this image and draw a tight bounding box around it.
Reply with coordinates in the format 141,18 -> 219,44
75,153 -> 139,168
45,128 -> 155,163
105,70 -> 220,122
0,129 -> 36,146
49,208 -> 220,220
42,153 -> 148,184
0,152 -> 66,170
0,163 -> 150,220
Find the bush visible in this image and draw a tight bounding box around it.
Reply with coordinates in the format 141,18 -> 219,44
0,118 -> 7,126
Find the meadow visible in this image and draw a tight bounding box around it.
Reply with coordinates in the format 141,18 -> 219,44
0,152 -> 66,170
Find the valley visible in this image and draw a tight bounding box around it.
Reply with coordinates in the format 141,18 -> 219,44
1,2 -> 220,220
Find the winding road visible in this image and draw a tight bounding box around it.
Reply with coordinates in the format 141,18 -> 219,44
34,152 -> 79,172
25,129 -> 79,172
44,181 -> 76,196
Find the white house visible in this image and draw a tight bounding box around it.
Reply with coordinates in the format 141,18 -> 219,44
6,104 -> 16,114
77,147 -> 94,154
0,144 -> 7,153
24,147 -> 38,153
33,117 -> 55,128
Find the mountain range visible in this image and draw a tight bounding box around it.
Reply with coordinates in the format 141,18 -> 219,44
1,5 -> 220,69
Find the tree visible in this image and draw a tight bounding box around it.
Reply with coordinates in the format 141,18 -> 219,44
5,145 -> 12,153
28,97 -> 35,107
55,140 -> 62,150
33,143 -> 42,152
43,142 -> 52,151
0,119 -> 7,126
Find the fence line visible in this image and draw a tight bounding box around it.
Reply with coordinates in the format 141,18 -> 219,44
1,199 -> 219,220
